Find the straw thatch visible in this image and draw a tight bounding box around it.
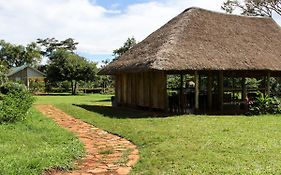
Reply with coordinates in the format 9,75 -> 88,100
100,7 -> 281,75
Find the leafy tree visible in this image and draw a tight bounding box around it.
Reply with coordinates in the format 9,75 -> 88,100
47,50 -> 98,95
0,62 -> 8,85
222,0 -> 281,17
37,38 -> 78,57
97,59 -> 113,93
0,40 -> 42,68
113,37 -> 137,59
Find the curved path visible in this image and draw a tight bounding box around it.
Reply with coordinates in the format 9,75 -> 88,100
35,105 -> 139,175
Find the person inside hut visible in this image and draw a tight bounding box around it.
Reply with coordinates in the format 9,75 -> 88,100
183,80 -> 195,111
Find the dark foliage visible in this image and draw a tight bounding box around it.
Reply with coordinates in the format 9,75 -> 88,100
248,93 -> 281,115
37,38 -> 78,57
0,40 -> 42,68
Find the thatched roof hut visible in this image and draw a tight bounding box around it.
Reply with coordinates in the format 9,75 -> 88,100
100,7 -> 281,114
100,7 -> 281,74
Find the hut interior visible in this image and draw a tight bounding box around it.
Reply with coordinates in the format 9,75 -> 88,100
166,70 -> 275,114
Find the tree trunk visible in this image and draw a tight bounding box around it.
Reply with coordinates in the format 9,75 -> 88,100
73,81 -> 77,95
71,81 -> 73,94
71,80 -> 75,95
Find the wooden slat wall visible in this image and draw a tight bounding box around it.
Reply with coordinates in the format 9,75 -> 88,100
127,74 -> 132,105
151,72 -> 158,108
115,71 -> 167,110
138,73 -> 144,106
131,73 -> 137,106
144,72 -> 150,107
118,74 -> 123,104
115,75 -> 120,104
121,73 -> 126,104
157,71 -> 166,110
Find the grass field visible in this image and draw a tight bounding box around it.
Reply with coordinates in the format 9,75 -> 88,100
36,94 -> 281,174
0,107 -> 84,175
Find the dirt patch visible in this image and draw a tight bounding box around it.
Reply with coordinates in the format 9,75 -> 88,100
35,105 -> 139,175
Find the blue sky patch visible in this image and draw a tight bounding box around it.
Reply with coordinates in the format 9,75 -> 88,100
94,0 -> 155,11
78,51 -> 114,63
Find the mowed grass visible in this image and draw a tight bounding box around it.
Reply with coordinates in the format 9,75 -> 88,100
37,94 -> 281,174
0,108 -> 84,175
35,93 -> 112,106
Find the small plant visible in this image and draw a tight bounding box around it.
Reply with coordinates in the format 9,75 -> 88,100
0,82 -> 34,123
248,93 -> 281,115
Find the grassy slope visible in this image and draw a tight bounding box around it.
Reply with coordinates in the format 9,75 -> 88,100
0,108 -> 84,175
37,94 -> 281,175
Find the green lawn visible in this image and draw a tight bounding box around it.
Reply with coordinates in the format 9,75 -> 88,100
0,107 -> 84,175
36,94 -> 281,174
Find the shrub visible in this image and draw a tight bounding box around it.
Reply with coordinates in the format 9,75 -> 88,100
29,80 -> 45,93
248,94 -> 281,115
0,82 -> 34,123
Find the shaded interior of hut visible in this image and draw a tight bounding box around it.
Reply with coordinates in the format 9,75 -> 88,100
167,73 -> 281,115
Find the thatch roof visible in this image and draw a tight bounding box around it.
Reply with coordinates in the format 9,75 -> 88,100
100,7 -> 281,75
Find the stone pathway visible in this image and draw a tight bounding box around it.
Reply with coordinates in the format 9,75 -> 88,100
35,105 -> 139,175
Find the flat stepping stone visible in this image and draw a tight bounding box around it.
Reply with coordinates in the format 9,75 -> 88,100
36,105 -> 139,175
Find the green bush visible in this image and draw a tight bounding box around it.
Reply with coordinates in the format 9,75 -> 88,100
248,94 -> 281,115
29,80 -> 45,93
0,82 -> 34,123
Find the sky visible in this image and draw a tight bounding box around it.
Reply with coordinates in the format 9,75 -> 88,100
0,0 -> 280,64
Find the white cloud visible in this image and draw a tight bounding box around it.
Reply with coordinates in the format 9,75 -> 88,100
0,0 -> 279,58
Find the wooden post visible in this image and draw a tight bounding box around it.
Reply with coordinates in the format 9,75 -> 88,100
242,77 -> 246,101
114,75 -> 119,105
266,71 -> 271,96
232,77 -> 234,101
219,71 -> 224,113
207,71 -> 212,112
27,78 -> 30,90
195,71 -> 199,113
164,73 -> 168,113
180,73 -> 184,113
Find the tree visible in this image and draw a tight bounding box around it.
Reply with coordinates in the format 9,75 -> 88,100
0,40 -> 42,68
96,59 -> 113,93
222,0 -> 281,17
113,37 -> 137,59
47,50 -> 98,95
0,61 -> 7,85
37,38 -> 78,57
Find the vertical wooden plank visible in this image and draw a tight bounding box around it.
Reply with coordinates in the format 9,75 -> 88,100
219,71 -> 224,112
155,72 -> 160,109
143,72 -> 150,107
123,74 -> 127,105
195,71 -> 199,113
127,74 -> 132,105
266,71 -> 271,96
163,71 -> 166,112
180,73 -> 184,113
151,72 -> 156,109
207,71 -> 212,111
242,77 -> 246,101
135,73 -> 140,106
114,75 -> 119,104
158,71 -> 166,110
149,72 -> 153,108
138,72 -> 144,106
119,74 -> 124,105
131,73 -> 136,106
